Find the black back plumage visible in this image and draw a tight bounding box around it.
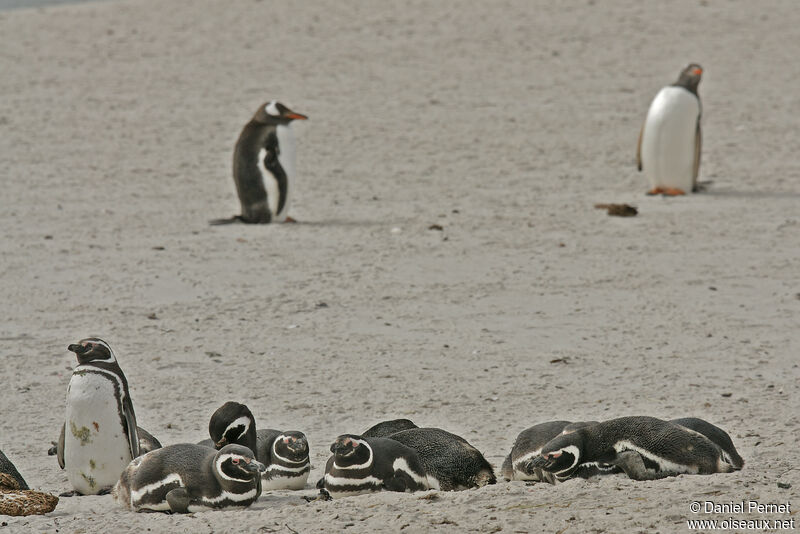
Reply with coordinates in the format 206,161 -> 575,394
670,417 -> 744,469
387,428 -> 496,490
0,450 -> 28,491
362,419 -> 419,438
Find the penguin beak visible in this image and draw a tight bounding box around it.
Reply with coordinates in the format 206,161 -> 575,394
68,343 -> 88,354
215,437 -> 228,448
284,112 -> 308,121
245,460 -> 267,473
693,67 -> 703,75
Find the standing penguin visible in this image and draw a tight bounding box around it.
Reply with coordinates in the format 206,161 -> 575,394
637,63 -> 703,196
212,101 -> 308,224
56,338 -> 141,495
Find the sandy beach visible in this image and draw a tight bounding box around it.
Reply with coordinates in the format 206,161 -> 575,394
0,0 -> 798,531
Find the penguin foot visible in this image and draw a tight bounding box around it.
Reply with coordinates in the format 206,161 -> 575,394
612,451 -> 670,481
97,487 -> 113,496
284,216 -> 298,223
58,490 -> 81,497
47,442 -> 57,456
647,187 -> 686,196
303,488 -> 332,502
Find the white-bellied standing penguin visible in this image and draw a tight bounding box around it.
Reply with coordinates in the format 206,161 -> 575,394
199,401 -> 310,490
55,338 -> 143,495
637,63 -> 703,196
531,416 -> 742,481
113,443 -> 265,513
321,435 -> 433,499
211,101 -> 308,224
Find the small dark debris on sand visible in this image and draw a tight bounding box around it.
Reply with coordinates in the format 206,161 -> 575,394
594,203 -> 638,217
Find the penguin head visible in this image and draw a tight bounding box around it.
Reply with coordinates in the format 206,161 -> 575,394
534,433 -> 585,479
330,435 -> 372,467
214,444 -> 266,484
67,338 -> 117,365
208,401 -> 258,452
273,431 -> 309,463
254,100 -> 308,125
676,63 -> 703,93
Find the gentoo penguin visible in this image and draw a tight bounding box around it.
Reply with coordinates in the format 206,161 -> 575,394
0,473 -> 59,516
501,421 -> 620,483
637,63 -> 703,196
199,402 -> 311,490
362,418 -> 419,438
386,428 -> 496,490
211,100 -> 308,225
321,435 -> 433,499
531,416 -> 741,481
113,443 -> 265,513
0,449 -> 29,491
56,338 -> 142,495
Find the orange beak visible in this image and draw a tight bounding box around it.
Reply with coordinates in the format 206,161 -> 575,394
693,68 -> 703,75
286,112 -> 308,120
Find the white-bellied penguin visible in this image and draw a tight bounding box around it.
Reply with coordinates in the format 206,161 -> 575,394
637,64 -> 703,196
212,100 -> 308,224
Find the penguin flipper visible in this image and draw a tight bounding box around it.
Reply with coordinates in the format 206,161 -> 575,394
636,121 -> 644,172
166,487 -> 191,514
692,120 -> 702,190
56,423 -> 65,469
137,427 -> 162,454
121,397 -> 140,459
612,451 -> 669,481
382,472 -> 416,493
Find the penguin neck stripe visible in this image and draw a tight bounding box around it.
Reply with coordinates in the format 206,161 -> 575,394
224,416 -> 251,441
129,473 -> 183,504
215,454 -> 254,482
554,445 -> 581,476
199,487 -> 258,504
391,458 -> 429,489
272,438 -> 307,465
333,440 -> 373,470
612,440 -> 698,474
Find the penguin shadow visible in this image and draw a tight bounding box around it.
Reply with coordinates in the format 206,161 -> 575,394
701,188 -> 800,200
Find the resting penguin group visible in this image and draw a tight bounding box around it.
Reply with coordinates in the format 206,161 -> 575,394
505,416 -> 743,484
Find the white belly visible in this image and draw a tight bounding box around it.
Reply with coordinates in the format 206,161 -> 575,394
64,372 -> 133,494
261,468 -> 309,491
274,124 -> 296,221
640,86 -> 700,192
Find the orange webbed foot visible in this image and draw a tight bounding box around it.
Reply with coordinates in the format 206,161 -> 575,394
284,216 -> 298,223
647,187 -> 686,196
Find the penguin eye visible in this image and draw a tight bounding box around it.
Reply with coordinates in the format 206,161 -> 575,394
232,458 -> 240,465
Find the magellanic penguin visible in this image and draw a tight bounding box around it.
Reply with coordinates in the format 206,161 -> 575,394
56,338 -> 143,495
531,416 -> 742,481
199,401 -> 311,490
113,443 -> 265,513
670,417 -> 744,469
501,421 -> 620,483
386,427 -> 496,490
361,418 -> 419,438
321,435 -> 434,499
0,449 -> 29,491
211,101 -> 308,225
637,63 -> 703,196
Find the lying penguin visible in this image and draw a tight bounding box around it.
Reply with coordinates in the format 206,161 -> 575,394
321,435 -> 433,499
199,401 -> 311,490
530,416 -> 742,481
113,444 -> 265,513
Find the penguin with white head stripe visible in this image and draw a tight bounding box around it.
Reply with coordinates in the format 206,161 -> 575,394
211,100 -> 308,224
198,402 -> 311,490
321,435 -> 433,499
530,416 -> 742,481
114,443 -> 265,512
637,63 -> 703,196
55,338 -> 146,495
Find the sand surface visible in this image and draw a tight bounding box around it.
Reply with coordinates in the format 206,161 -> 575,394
1,0 -> 798,532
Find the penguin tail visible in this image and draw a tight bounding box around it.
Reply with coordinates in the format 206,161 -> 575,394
208,216 -> 244,226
